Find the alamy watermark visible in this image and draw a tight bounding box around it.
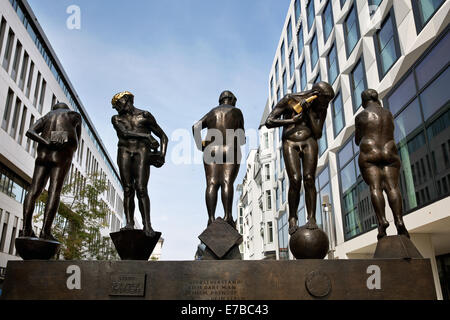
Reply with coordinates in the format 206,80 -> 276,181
66,5 -> 81,30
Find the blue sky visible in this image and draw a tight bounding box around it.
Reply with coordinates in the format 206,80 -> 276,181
27,0 -> 290,260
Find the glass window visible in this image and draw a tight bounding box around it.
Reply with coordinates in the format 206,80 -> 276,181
270,77 -> 274,100
333,91 -> 345,137
375,12 -> 400,77
307,0 -> 315,31
416,32 -> 450,89
277,212 -> 289,260
11,40 -> 22,81
327,43 -> 339,85
275,60 -> 279,81
344,4 -> 360,57
0,18 -> 6,55
295,0 -> 301,24
420,67 -> 450,120
277,87 -> 281,102
351,59 -> 366,112
301,62 -> 307,90
369,0 -> 382,16
17,106 -> 27,145
1,89 -> 14,131
281,41 -> 285,65
9,98 -> 21,139
18,51 -> 29,90
388,73 -> 416,116
322,0 -> 334,42
297,27 -> 304,57
292,80 -> 297,94
340,0 -> 348,8
318,126 -> 327,156
412,0 -> 445,31
287,19 -> 292,45
394,99 -> 422,143
282,71 -> 287,96
289,51 -> 295,79
2,30 -> 15,71
25,61 -> 34,98
310,33 -> 319,70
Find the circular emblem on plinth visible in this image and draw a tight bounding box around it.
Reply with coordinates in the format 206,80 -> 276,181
305,271 -> 331,298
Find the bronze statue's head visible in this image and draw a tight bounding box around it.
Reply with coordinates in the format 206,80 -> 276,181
219,90 -> 237,106
311,81 -> 335,108
112,91 -> 134,114
51,102 -> 70,110
361,89 -> 379,108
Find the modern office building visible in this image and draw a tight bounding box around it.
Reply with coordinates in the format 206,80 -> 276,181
0,0 -> 125,280
254,0 -> 449,299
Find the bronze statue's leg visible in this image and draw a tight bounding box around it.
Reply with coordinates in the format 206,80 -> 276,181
361,164 -> 389,239
117,149 -> 135,229
283,140 -> 302,234
221,162 -> 240,228
133,150 -> 154,237
40,161 -> 70,241
22,163 -> 50,237
383,164 -> 410,238
204,162 -> 220,226
301,138 -> 318,229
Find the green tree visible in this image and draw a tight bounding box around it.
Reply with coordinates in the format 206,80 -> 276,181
35,172 -> 120,260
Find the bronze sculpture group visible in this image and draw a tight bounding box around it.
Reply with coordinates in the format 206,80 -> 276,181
15,80 -> 413,260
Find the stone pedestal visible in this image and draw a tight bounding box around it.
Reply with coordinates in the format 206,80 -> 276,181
15,237 -> 60,260
110,229 -> 161,260
374,235 -> 423,259
1,259 -> 436,300
198,218 -> 242,260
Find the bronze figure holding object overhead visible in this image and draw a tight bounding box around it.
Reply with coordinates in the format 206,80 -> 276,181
265,82 -> 334,259
16,103 -> 81,260
111,91 -> 168,238
355,89 -> 410,240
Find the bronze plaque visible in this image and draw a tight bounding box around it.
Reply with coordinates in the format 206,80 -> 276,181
109,273 -> 146,297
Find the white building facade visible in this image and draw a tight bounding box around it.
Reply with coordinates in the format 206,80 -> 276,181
0,0 -> 125,279
260,0 -> 449,299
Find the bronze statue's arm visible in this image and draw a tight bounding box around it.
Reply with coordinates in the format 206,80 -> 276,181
26,116 -> 49,146
265,94 -> 302,128
192,112 -> 210,151
148,119 -> 168,158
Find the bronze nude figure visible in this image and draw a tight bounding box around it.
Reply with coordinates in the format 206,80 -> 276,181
192,90 -> 245,228
355,89 -> 410,240
111,91 -> 168,238
22,102 -> 82,241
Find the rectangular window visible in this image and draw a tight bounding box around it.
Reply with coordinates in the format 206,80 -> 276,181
292,80 -> 297,94
275,60 -> 279,81
351,59 -> 367,112
412,0 -> 445,32
281,41 -> 285,65
2,88 -> 14,131
38,79 -> 47,113
375,11 -> 401,78
270,77 -> 274,101
18,51 -> 29,90
10,40 -> 22,81
344,4 -> 360,57
9,97 -> 21,139
322,0 -> 334,42
2,29 -> 15,71
276,87 -> 281,102
289,51 -> 295,79
8,216 -> 18,255
295,0 -> 301,24
282,71 -> 287,96
17,106 -> 27,145
301,62 -> 307,90
265,164 -> 270,181
332,91 -> 345,137
307,0 -> 315,31
297,26 -> 304,58
310,33 -> 319,70
287,19 -> 292,45
51,94 -> 57,107
327,43 -> 339,84
267,221 -> 273,243
26,115 -> 35,153
0,212 -> 9,252
369,0 -> 382,15
264,132 -> 269,149
25,61 -> 34,98
0,17 -> 7,55
266,190 -> 272,210
318,126 -> 328,156
33,72 -> 41,107
340,0 -> 348,8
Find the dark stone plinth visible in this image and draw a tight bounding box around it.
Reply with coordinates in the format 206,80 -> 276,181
110,229 -> 161,260
374,235 -> 423,259
1,259 -> 436,300
15,237 -> 60,260
198,218 -> 242,260
289,226 -> 329,259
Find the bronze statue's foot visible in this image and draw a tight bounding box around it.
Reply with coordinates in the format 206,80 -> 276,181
143,226 -> 156,237
224,216 -> 236,229
289,225 -> 299,235
20,228 -> 37,238
207,217 -> 215,227
377,231 -> 387,240
40,232 -> 57,242
377,219 -> 389,240
396,222 -> 410,239
305,219 -> 318,230
120,224 -> 134,231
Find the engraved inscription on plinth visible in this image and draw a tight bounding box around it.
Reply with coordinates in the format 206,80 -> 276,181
109,274 -> 146,297
183,279 -> 243,300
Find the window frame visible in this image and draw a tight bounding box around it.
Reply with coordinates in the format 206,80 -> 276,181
350,57 -> 368,113
343,3 -> 361,58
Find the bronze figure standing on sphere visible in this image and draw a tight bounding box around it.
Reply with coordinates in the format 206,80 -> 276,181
265,82 -> 334,259
111,91 -> 168,238
355,89 -> 410,240
16,103 -> 81,260
192,90 -> 245,228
